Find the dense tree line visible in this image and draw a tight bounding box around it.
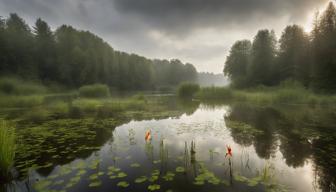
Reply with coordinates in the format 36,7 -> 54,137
224,2 -> 336,92
0,14 -> 197,90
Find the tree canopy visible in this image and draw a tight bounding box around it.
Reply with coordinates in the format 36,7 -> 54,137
224,2 -> 336,93
0,14 -> 198,90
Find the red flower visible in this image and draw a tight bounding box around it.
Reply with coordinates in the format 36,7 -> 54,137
225,145 -> 232,157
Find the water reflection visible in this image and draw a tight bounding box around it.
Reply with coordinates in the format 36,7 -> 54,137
2,101 -> 336,192
224,103 -> 336,191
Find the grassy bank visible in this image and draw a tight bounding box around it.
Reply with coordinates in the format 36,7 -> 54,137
0,120 -> 15,180
195,83 -> 336,105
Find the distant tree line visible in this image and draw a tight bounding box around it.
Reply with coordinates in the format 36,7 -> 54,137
0,14 -> 197,90
224,2 -> 336,92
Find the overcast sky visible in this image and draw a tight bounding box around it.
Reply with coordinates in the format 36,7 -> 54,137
0,0 -> 330,73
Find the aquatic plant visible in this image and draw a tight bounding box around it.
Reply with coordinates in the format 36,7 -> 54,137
0,120 -> 16,180
117,181 -> 129,188
78,84 -> 110,98
148,184 -> 160,191
177,83 -> 200,99
225,145 -> 232,158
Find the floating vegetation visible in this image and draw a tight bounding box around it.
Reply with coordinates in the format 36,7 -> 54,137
89,180 -> 102,187
175,166 -> 185,173
148,184 -> 161,191
135,176 -> 148,183
117,181 -> 129,188
130,163 -> 141,168
117,172 -> 127,178
149,169 -> 160,182
162,172 -> 175,181
225,120 -> 262,135
89,173 -> 102,180
33,180 -> 52,191
193,163 -> 221,185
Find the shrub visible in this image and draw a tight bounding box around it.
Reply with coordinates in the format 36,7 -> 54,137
79,84 -> 110,98
0,120 -> 15,179
72,99 -> 102,114
177,83 -> 200,99
0,77 -> 47,95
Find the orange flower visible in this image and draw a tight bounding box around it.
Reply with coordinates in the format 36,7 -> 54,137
145,130 -> 151,141
225,145 -> 232,157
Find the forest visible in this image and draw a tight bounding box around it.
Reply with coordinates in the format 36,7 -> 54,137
0,14 -> 197,90
224,2 -> 336,93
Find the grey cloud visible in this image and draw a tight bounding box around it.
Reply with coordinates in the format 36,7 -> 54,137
112,0 -> 328,36
0,0 -> 329,73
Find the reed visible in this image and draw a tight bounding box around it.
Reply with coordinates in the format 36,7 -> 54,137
0,120 -> 16,179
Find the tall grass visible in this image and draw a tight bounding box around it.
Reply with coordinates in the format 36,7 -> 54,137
0,95 -> 44,108
0,120 -> 15,179
196,81 -> 336,105
177,83 -> 200,99
79,84 -> 110,98
196,86 -> 233,100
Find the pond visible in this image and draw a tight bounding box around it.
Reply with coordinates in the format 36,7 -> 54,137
2,100 -> 336,192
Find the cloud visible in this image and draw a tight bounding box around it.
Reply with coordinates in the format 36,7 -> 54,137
0,0 -> 329,73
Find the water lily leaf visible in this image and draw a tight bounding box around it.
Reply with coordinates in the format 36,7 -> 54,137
130,163 -> 141,168
117,181 -> 129,188
175,167 -> 185,173
117,172 -> 127,178
149,175 -> 159,182
89,180 -> 102,187
135,176 -> 148,183
34,180 -> 52,191
148,184 -> 160,191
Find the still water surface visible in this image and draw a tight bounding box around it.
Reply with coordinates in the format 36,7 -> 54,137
3,103 -> 336,192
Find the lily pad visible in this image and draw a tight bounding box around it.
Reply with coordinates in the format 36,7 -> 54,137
89,180 -> 102,187
175,166 -> 185,173
148,184 -> 160,191
130,163 -> 141,168
117,181 -> 129,188
135,176 -> 148,183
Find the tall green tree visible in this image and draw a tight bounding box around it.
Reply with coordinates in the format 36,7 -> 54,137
278,25 -> 310,86
0,16 -> 7,74
311,2 -> 336,92
5,13 -> 35,78
34,18 -> 57,81
248,30 -> 277,86
224,40 -> 251,87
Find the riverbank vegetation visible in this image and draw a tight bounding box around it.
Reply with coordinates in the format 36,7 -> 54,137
0,120 -> 15,181
196,81 -> 336,105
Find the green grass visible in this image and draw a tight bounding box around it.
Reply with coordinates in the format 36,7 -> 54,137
196,82 -> 336,105
79,84 -> 110,98
0,95 -> 44,108
0,120 -> 16,179
0,77 -> 47,95
195,86 -> 233,100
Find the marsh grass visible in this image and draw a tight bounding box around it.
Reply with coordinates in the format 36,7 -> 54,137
197,82 -> 336,105
0,95 -> 44,108
196,86 -> 233,100
177,83 -> 200,99
79,84 -> 110,98
0,120 -> 15,180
